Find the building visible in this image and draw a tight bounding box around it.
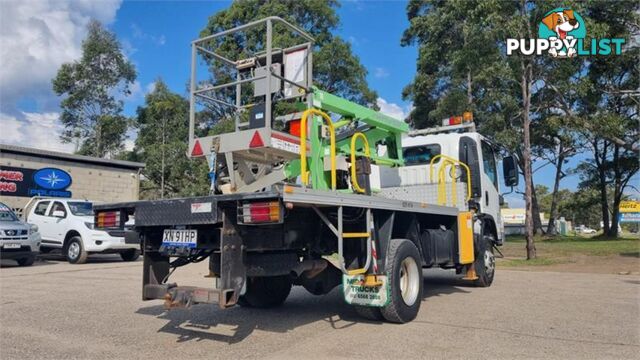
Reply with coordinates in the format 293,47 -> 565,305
0,144 -> 144,216
501,208 -> 572,235
501,208 -> 546,235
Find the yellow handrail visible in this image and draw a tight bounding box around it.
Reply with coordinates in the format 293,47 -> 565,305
300,109 -> 336,190
429,154 -> 472,206
350,132 -> 370,193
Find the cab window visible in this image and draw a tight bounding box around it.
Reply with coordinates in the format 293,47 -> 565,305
481,141 -> 498,189
403,144 -> 441,166
48,202 -> 67,217
33,201 -> 50,216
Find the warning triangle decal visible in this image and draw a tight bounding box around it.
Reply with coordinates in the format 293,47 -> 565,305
249,131 -> 264,148
191,140 -> 204,156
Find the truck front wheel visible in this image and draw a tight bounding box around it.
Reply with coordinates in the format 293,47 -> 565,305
380,239 -> 423,323
65,236 -> 88,264
473,232 -> 496,287
238,275 -> 292,308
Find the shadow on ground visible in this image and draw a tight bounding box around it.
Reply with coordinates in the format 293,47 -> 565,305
0,252 -> 136,268
619,251 -> 640,258
135,269 -> 472,344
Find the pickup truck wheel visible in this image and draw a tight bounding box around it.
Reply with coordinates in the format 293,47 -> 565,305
65,236 -> 88,264
238,275 -> 292,308
39,247 -> 53,254
120,249 -> 140,262
473,233 -> 495,287
381,239 -> 423,323
17,256 -> 35,266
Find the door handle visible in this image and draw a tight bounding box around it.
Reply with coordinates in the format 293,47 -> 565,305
485,191 -> 489,206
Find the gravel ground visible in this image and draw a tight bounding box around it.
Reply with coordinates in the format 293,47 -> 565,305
1,255 -> 639,359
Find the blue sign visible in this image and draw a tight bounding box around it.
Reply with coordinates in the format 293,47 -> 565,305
30,168 -> 72,197
619,213 -> 640,223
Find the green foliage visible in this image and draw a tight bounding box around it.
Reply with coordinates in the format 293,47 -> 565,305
52,20 -> 136,157
134,80 -> 209,199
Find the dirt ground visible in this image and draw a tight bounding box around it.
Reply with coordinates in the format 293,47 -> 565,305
1,256 -> 639,359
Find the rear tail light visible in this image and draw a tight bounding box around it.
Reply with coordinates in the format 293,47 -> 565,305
96,211 -> 121,229
238,201 -> 282,224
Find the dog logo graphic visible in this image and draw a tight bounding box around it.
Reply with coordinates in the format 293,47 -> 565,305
538,8 -> 586,57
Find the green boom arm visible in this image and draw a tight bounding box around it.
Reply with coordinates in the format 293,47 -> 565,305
312,88 -> 407,167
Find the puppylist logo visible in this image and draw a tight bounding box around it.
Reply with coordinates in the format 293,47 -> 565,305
507,8 -> 625,57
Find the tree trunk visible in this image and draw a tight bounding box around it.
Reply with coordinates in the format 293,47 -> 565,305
521,62 -> 536,259
546,148 -> 565,235
594,140 -> 610,234
608,145 -> 622,238
467,70 -> 473,106
531,183 -> 545,235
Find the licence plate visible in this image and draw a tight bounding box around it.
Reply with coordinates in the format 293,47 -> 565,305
162,229 -> 197,248
3,243 -> 21,249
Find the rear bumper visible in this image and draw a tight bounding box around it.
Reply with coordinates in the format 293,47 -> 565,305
85,230 -> 138,252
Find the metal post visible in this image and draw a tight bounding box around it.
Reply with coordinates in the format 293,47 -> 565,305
235,69 -> 241,131
265,19 -> 272,130
189,43 -> 197,146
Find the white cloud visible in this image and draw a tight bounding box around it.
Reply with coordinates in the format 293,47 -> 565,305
376,98 -> 412,121
145,81 -> 157,94
1,111 -> 75,153
131,23 -> 166,46
0,0 -> 123,113
374,67 -> 389,78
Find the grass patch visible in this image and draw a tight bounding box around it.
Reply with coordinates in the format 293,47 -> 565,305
502,235 -> 640,257
497,234 -> 640,268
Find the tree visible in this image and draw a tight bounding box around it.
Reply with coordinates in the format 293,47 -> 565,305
134,80 -> 209,199
576,0 -> 640,237
52,20 -> 136,158
401,0 -> 544,258
197,0 -> 378,130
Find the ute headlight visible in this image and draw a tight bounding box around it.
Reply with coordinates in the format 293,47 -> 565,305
29,224 -> 38,234
84,222 -> 94,230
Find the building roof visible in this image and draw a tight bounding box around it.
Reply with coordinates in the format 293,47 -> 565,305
0,143 -> 145,170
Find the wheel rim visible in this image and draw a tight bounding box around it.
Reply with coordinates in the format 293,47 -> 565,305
68,242 -> 80,259
399,257 -> 420,306
484,249 -> 495,277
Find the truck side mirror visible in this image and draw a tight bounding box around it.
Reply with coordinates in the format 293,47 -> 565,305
502,155 -> 519,187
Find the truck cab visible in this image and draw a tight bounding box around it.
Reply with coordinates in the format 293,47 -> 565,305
26,198 -> 140,264
377,120 -> 519,246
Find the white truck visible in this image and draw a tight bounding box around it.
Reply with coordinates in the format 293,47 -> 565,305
25,198 -> 139,264
93,18 -> 520,323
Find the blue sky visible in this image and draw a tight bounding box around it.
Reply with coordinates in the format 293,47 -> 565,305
1,0 -> 636,206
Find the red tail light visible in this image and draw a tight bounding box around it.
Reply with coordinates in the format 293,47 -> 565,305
239,201 -> 282,224
96,211 -> 121,228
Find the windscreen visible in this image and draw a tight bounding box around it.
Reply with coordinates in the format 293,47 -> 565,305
0,203 -> 18,221
68,202 -> 93,216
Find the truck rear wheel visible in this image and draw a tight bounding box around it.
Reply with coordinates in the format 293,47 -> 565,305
238,275 -> 292,308
381,239 -> 423,323
65,236 -> 88,264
